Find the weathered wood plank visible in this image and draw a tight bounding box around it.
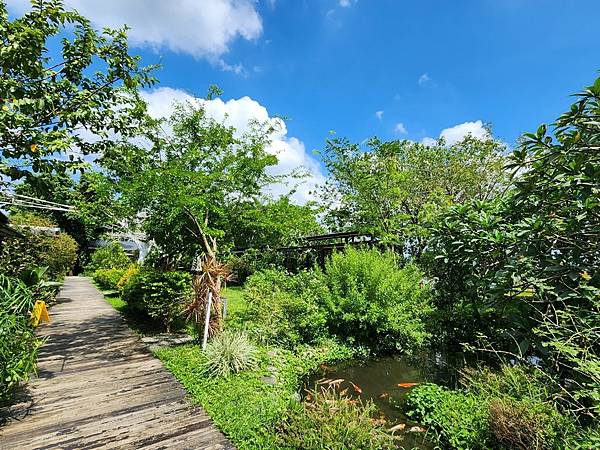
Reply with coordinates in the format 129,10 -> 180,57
0,277 -> 233,449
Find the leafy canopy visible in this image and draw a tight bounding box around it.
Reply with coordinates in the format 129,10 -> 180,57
0,0 -> 154,184
319,135 -> 507,256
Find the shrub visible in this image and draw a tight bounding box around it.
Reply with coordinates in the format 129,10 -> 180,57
122,269 -> 191,332
93,268 -> 126,290
225,248 -> 283,284
86,241 -> 131,272
324,247 -> 432,352
116,265 -> 139,291
0,214 -> 78,279
406,383 -> 490,449
244,269 -> 328,347
39,233 -> 78,278
463,366 -> 573,449
277,388 -> 396,450
202,330 -> 258,377
407,366 -> 577,449
487,397 -> 568,450
0,276 -> 40,405
0,274 -> 36,316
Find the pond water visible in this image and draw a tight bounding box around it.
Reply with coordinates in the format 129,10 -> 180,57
304,352 -> 469,449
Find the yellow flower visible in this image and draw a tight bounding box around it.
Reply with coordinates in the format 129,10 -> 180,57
581,271 -> 591,281
31,143 -> 38,152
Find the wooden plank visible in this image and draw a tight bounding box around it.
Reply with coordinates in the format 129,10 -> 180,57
0,276 -> 233,449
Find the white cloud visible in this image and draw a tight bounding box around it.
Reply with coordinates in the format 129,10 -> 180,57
418,73 -> 431,86
375,110 -> 384,120
440,120 -> 489,145
394,122 -> 407,134
140,87 -> 324,204
6,0 -> 262,63
421,120 -> 490,146
339,0 -> 356,7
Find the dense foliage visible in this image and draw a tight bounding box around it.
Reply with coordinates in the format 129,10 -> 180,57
92,268 -> 126,291
243,269 -> 328,347
86,242 -> 132,272
0,0 -> 154,185
319,135 -> 507,255
123,269 -> 192,332
429,76 -> 600,418
0,275 -> 40,405
241,248 -> 432,352
0,213 -> 77,278
407,366 -> 589,449
324,247 -> 432,351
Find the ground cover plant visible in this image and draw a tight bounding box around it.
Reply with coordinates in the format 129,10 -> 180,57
155,340 -> 356,449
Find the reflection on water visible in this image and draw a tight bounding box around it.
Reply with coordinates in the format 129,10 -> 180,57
304,352 -> 471,449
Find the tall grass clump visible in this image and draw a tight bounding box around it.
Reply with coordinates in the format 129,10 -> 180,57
202,330 -> 258,377
277,388 -> 396,449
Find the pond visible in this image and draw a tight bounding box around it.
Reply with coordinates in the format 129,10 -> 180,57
304,352 -> 470,449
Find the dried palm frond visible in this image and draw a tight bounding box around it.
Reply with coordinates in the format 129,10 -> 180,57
186,254 -> 232,338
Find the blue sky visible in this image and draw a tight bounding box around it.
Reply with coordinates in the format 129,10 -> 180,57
7,0 -> 599,202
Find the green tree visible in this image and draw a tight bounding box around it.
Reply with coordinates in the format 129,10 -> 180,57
102,99 -> 297,334
429,74 -> 600,417
319,135 -> 507,257
0,0 -> 154,184
227,196 -> 322,250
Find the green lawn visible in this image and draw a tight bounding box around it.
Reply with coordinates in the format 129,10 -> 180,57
222,285 -> 248,322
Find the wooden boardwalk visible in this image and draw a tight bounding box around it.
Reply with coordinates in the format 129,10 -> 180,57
0,277 -> 233,450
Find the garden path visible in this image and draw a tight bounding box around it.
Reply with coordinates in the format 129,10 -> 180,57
0,276 -> 233,450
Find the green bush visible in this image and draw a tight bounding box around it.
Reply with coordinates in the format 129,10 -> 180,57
406,383 -> 490,449
277,388 -> 396,450
93,268 -> 126,290
116,265 -> 139,291
244,269 -> 328,347
0,214 -> 78,279
122,269 -> 191,332
324,247 -> 432,352
86,242 -> 131,272
407,366 -> 578,449
225,248 -> 283,284
202,330 -> 258,377
39,233 -> 78,279
0,275 -> 40,405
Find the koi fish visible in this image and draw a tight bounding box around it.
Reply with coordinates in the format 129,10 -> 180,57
388,423 -> 406,433
397,382 -> 419,388
379,392 -> 389,399
349,381 -> 363,394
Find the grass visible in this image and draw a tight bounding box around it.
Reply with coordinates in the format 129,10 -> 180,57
154,341 -> 354,449
95,283 -> 167,336
223,285 -> 248,318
